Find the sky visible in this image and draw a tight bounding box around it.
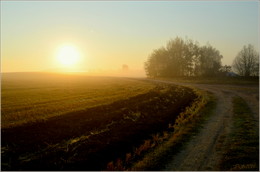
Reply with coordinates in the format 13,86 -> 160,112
1,1 -> 259,76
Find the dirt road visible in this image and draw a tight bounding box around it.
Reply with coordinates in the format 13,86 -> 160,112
151,80 -> 259,171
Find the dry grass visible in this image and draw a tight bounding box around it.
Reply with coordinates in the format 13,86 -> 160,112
220,96 -> 259,171
130,88 -> 215,170
105,87 -> 215,171
155,76 -> 259,85
1,72 -> 155,128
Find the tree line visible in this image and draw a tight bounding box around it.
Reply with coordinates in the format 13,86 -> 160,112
144,37 -> 259,77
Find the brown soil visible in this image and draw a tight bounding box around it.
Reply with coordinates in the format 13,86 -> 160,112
1,84 -> 196,171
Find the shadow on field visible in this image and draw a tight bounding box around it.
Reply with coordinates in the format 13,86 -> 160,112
1,84 -> 196,170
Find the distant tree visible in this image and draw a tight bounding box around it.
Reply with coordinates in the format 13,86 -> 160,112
195,44 -> 223,76
144,47 -> 168,77
122,64 -> 129,71
166,37 -> 185,76
221,65 -> 232,73
218,65 -> 232,76
184,39 -> 200,76
144,37 -> 223,78
166,37 -> 199,76
232,44 -> 259,77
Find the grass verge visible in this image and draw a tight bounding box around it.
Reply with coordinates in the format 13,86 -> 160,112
128,87 -> 216,170
220,96 -> 259,171
154,76 -> 259,85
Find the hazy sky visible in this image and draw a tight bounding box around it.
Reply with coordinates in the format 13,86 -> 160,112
1,1 -> 259,75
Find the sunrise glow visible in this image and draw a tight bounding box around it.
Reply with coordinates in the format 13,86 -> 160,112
56,45 -> 80,68
1,1 -> 258,76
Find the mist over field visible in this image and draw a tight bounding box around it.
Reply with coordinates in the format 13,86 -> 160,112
1,1 -> 259,171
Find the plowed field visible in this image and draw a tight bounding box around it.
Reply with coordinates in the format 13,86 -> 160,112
1,78 -> 196,170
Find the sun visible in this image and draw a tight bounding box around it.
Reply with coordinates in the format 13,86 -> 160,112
56,45 -> 80,67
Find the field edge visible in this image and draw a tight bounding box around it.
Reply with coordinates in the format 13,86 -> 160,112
105,86 -> 215,171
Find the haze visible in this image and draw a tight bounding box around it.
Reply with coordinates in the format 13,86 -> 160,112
1,1 -> 259,77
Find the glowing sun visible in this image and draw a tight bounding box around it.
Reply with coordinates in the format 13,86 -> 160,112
56,45 -> 80,67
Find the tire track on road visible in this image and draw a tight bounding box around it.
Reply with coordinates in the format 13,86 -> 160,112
164,86 -> 233,170
149,80 -> 258,171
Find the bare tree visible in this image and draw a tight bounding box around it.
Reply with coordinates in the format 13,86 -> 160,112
232,44 -> 259,77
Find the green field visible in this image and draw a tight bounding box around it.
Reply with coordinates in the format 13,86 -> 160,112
1,73 -> 155,128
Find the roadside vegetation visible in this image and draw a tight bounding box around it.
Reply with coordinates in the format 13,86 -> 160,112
220,97 -> 259,170
152,76 -> 259,85
106,87 -> 216,170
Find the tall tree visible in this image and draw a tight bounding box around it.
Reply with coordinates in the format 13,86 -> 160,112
232,44 -> 259,77
166,37 -> 185,76
144,37 -> 223,78
195,44 -> 223,76
144,47 -> 168,77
